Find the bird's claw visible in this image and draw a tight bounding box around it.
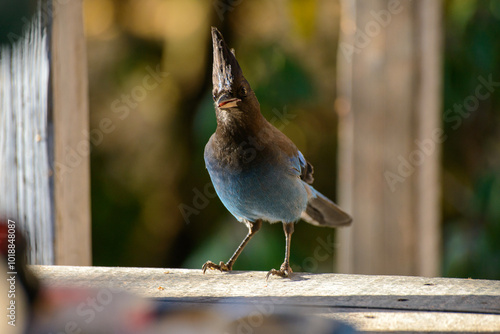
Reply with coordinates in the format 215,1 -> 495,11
202,260 -> 231,274
266,263 -> 293,280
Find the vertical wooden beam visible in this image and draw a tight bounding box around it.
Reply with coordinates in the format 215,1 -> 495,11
336,0 -> 442,276
414,0 -> 442,277
0,4 -> 53,264
51,0 -> 92,265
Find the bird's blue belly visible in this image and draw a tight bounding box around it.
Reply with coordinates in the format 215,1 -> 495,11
206,161 -> 308,223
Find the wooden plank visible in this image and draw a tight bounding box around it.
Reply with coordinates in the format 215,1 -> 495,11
51,0 -> 91,265
336,0 -> 442,276
0,0 -> 91,265
0,2 -> 53,264
31,266 -> 500,333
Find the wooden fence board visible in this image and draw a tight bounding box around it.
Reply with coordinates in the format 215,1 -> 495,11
51,0 -> 91,265
336,0 -> 442,276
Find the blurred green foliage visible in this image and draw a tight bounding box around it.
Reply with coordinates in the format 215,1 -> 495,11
442,0 -> 500,279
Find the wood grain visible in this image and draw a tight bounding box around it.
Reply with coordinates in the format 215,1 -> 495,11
0,3 -> 53,264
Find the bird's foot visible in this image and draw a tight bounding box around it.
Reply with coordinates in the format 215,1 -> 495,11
266,262 -> 293,280
202,260 -> 232,274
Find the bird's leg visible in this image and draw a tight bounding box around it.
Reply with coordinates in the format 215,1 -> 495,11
266,222 -> 294,279
202,219 -> 262,273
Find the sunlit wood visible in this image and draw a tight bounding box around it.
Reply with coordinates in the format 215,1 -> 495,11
336,0 -> 442,276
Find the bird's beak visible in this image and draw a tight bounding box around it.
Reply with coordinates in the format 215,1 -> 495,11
217,93 -> 241,109
211,27 -> 243,102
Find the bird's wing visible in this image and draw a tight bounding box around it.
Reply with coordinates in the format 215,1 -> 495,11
297,151 -> 314,184
271,123 -> 314,184
288,150 -> 314,184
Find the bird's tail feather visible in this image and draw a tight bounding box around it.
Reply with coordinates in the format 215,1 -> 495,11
301,185 -> 352,227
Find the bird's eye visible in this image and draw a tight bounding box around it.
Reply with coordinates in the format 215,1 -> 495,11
239,86 -> 247,98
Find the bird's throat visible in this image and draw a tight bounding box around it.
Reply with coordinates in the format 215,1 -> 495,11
215,107 -> 265,145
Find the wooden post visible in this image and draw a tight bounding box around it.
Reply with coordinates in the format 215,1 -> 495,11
0,0 -> 91,265
0,4 -> 53,264
336,0 -> 442,276
51,0 -> 92,265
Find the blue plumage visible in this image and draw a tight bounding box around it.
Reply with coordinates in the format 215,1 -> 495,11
205,136 -> 308,223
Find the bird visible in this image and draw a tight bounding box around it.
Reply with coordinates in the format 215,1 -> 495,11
202,27 -> 352,279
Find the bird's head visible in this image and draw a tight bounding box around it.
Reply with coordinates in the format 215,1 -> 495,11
211,27 -> 259,122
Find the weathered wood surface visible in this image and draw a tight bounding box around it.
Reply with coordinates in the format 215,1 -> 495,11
32,266 -> 500,333
0,0 -> 91,266
0,3 -> 53,264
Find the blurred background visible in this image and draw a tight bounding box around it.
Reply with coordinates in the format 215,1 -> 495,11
2,0 -> 498,279
85,0 -> 343,274
81,0 -> 500,279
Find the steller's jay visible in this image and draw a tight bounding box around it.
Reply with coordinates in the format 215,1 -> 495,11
203,27 -> 352,279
